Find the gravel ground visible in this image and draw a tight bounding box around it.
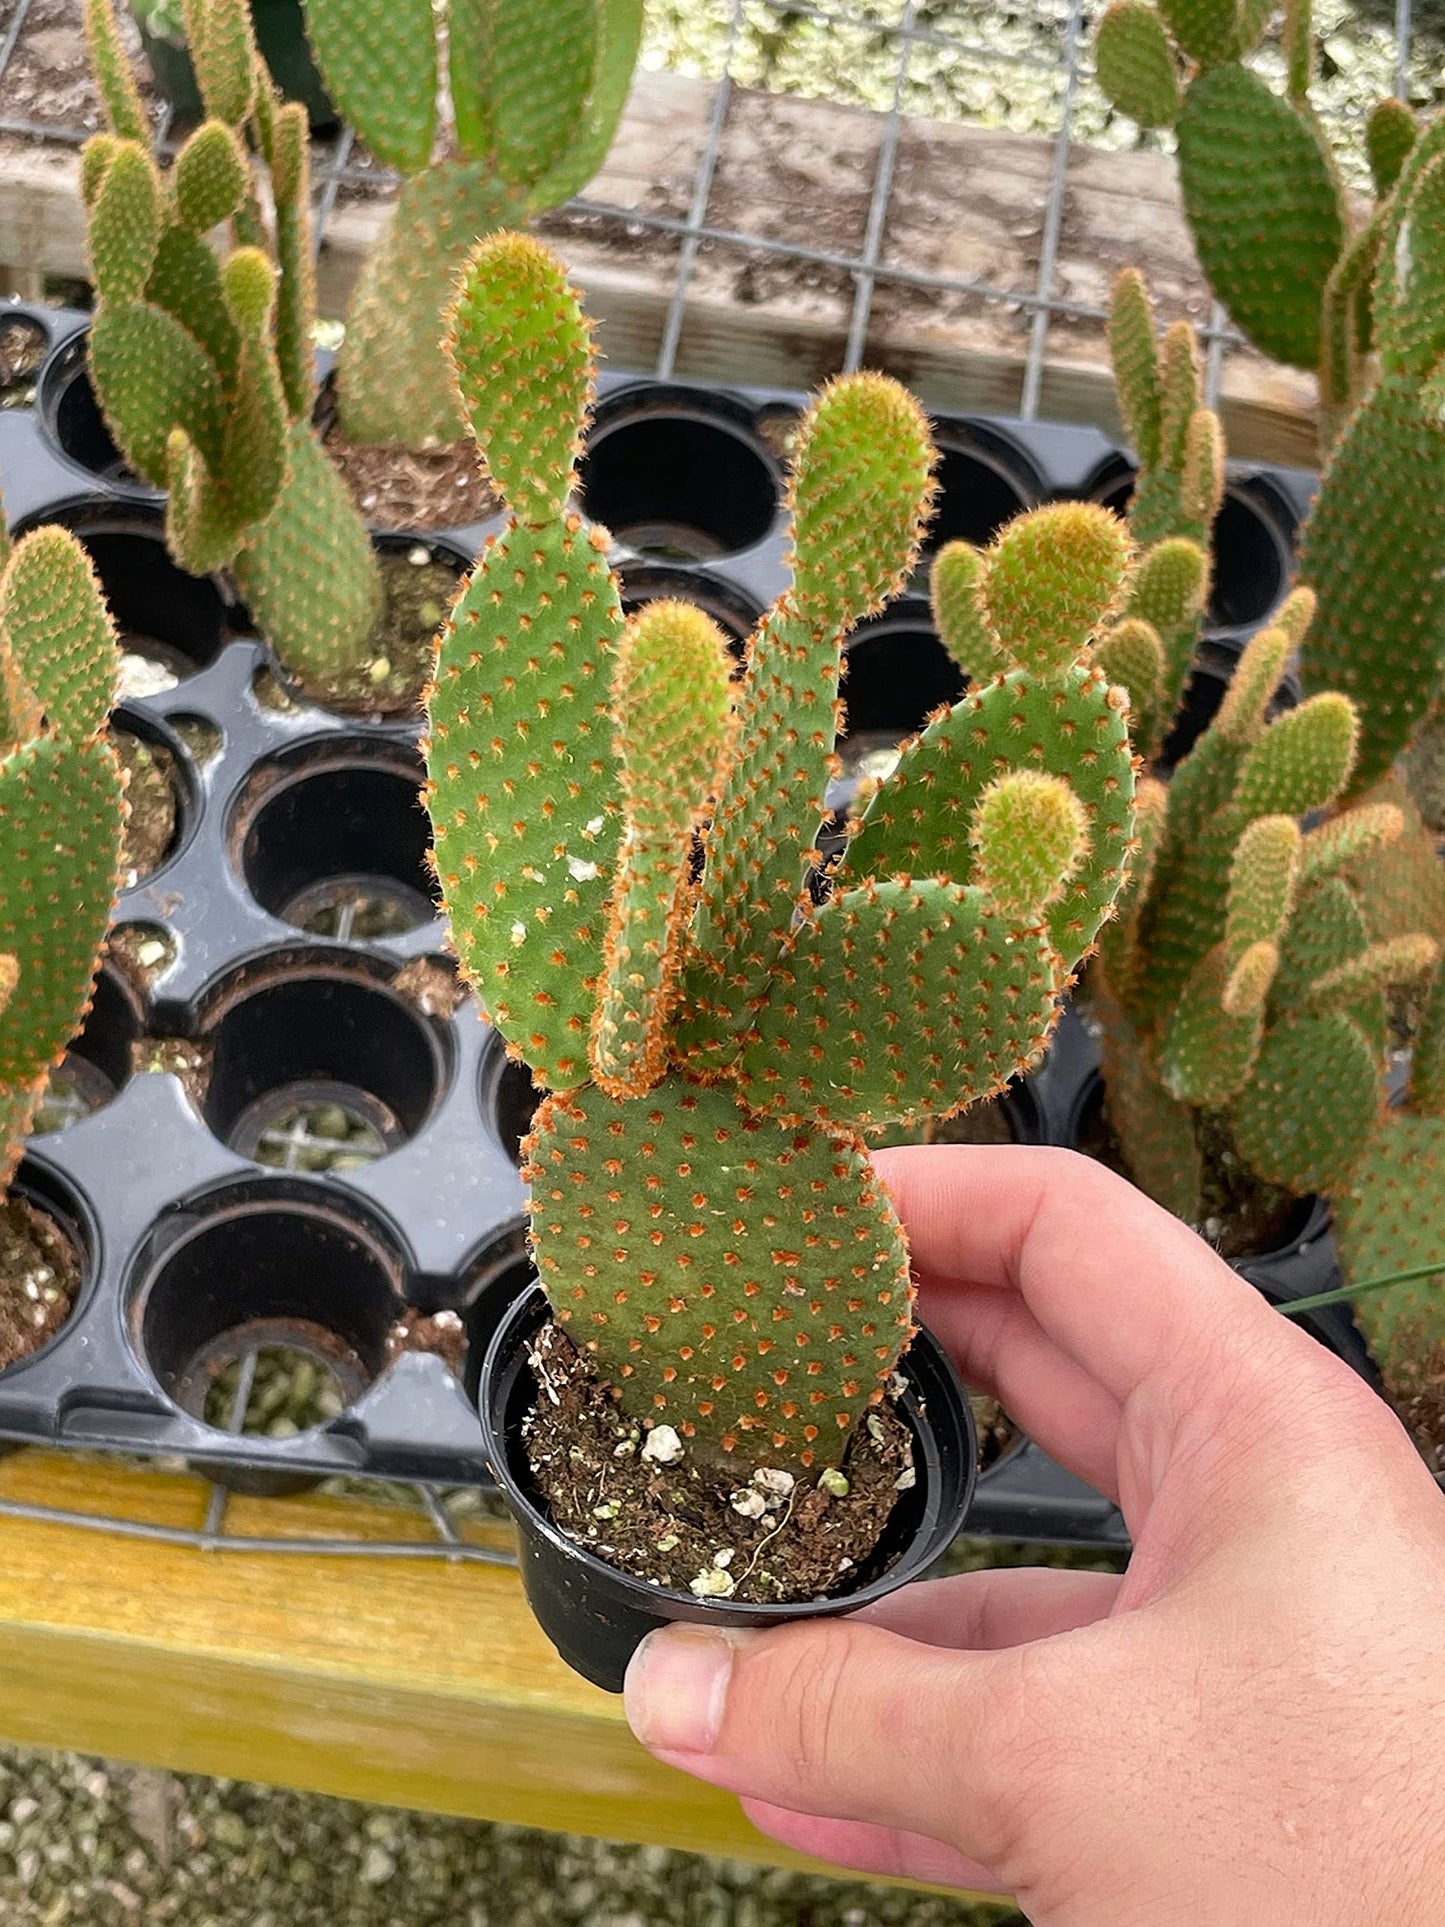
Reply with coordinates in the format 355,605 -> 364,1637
0,1745 -> 1026,1926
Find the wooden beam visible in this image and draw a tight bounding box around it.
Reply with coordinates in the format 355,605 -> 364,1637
0,68 -> 1319,463
0,1449 -> 990,1898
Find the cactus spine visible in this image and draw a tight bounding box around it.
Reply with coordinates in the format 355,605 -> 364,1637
424,235 -> 1137,1472
0,519 -> 126,1187
83,0 -> 381,687
301,0 -> 641,450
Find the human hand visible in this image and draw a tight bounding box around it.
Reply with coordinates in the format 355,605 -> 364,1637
622,1146 -> 1445,1926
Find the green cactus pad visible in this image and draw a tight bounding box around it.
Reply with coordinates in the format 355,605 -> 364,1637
1230,1009 -> 1379,1193
1097,616 -> 1166,761
1298,375 -> 1445,796
79,136 -> 117,210
526,1075 -> 914,1470
787,375 -> 935,637
83,0 -> 148,143
1336,1113 -> 1445,1369
181,0 -> 257,128
1307,934 -> 1439,1014
1413,954 -> 1445,1117
1097,985 -> 1203,1223
1107,269 -> 1163,464
1128,535 -> 1208,719
931,542 -> 1004,683
1160,944 -> 1264,1106
1223,938 -> 1280,1015
1176,63 -> 1344,371
1215,624 -> 1291,744
335,164 -> 528,449
173,121 -> 248,234
1179,409 -> 1225,536
1157,324 -> 1201,473
483,0 -> 603,192
1346,781 -> 1445,946
591,602 -> 735,1099
233,421 -> 381,684
1269,875 -> 1384,1051
89,299 -> 226,488
426,514 -> 623,1089
1159,0 -> 1244,65
978,502 -> 1131,681
734,877 -> 1063,1133
1231,693 -> 1358,818
0,737 -> 123,1100
1224,812 -> 1299,965
971,770 -> 1088,924
146,227 -> 241,389
1375,151 -> 1445,383
87,142 -> 160,307
1298,800 -> 1404,887
447,232 -> 594,527
1095,1 -> 1180,129
1367,97 -> 1418,198
303,0 -> 437,173
526,0 -> 645,209
1097,773 -> 1167,999
271,112 -> 317,423
0,529 -> 118,742
845,662 -> 1135,973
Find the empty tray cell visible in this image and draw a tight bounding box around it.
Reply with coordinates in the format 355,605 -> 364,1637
201,965 -> 450,1173
926,430 -> 1037,552
581,392 -> 781,560
833,601 -> 964,807
133,1184 -> 405,1480
34,509 -> 230,691
32,968 -> 144,1136
234,741 -> 438,939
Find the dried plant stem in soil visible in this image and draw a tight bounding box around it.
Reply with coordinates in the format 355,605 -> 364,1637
524,1321 -> 915,1604
0,1197 -> 80,1370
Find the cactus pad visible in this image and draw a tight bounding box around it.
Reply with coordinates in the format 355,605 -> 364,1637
1096,1 -> 1180,129
525,1076 -> 914,1469
1176,63 -> 1344,370
303,0 -> 438,173
1336,1114 -> 1445,1372
1230,1010 -> 1379,1193
975,502 -> 1131,681
0,530 -> 119,742
426,515 -> 624,1089
930,541 -> 1003,683
734,877 -> 1064,1133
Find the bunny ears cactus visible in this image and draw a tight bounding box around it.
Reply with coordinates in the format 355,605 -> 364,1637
0,519 -> 125,1188
424,235 -> 1138,1470
81,0 -> 380,685
300,0 -> 642,448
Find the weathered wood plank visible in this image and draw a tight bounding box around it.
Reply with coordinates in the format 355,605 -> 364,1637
0,1449 -> 987,1896
0,67 -> 1319,461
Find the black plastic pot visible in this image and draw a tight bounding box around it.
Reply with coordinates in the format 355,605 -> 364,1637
481,1284 -> 977,1693
136,0 -> 337,131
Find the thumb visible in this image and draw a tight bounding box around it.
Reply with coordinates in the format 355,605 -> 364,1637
623,1614 -> 1041,1868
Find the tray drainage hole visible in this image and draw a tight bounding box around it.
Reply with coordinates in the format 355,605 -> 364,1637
238,757 -> 437,936
203,1342 -> 348,1438
0,315 -> 47,406
580,411 -> 779,560
926,442 -> 1033,552
204,973 -> 446,1167
32,968 -> 141,1135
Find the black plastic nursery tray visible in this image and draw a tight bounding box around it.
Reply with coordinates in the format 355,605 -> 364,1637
0,296 -> 1352,1542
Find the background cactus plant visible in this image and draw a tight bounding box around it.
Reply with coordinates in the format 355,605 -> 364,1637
0,515 -> 125,1188
300,0 -> 641,453
83,0 -> 381,687
424,233 -> 1137,1476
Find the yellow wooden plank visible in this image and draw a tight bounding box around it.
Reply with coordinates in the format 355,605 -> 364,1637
0,1450 -> 993,1901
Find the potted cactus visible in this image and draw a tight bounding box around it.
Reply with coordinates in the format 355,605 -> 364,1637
300,0 -> 641,531
420,234 -> 1138,1689
78,0 -> 458,715
130,0 -> 337,132
0,517 -> 125,1369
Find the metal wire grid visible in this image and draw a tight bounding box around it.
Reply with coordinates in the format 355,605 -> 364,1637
0,0 -> 1423,1557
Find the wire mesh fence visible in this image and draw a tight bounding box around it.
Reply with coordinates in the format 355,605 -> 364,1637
0,0 -> 1430,1555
